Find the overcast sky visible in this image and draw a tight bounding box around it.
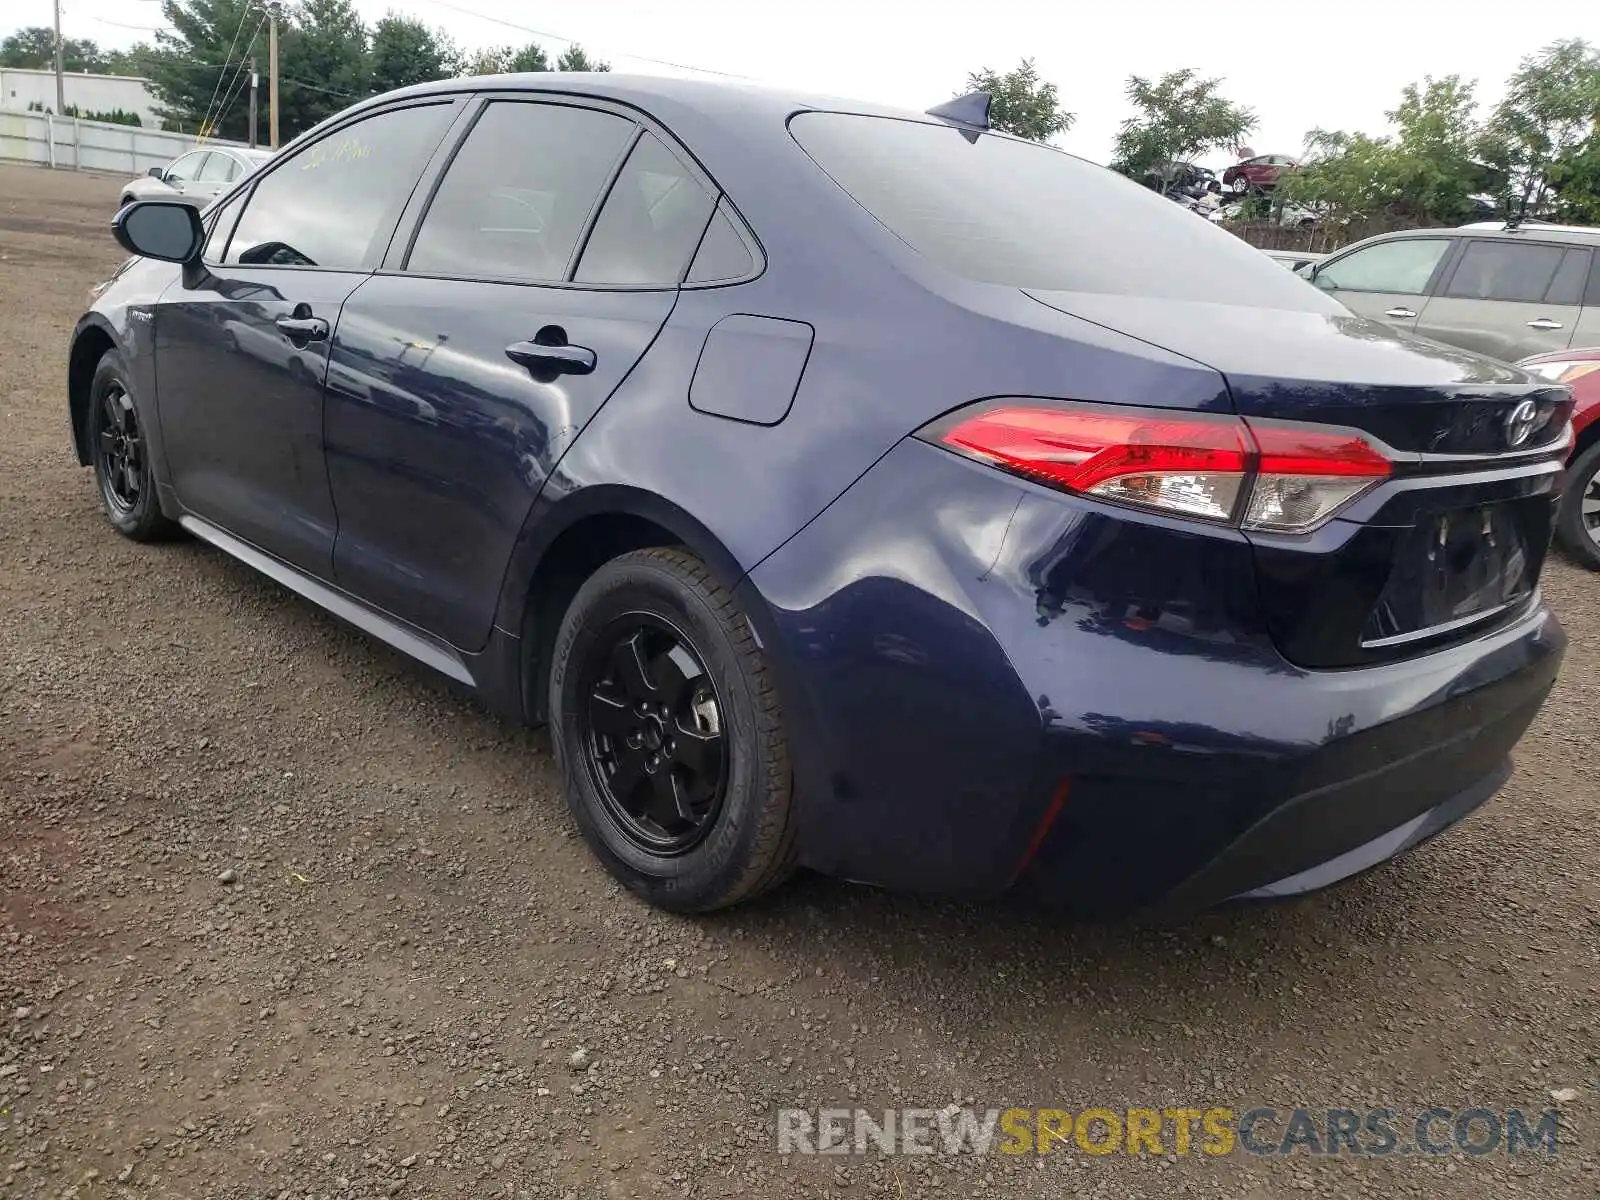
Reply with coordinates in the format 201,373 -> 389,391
13,0 -> 1599,165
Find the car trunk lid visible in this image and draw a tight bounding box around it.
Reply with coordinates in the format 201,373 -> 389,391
1025,291 -> 1573,667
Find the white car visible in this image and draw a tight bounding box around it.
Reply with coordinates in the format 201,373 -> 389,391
117,146 -> 275,213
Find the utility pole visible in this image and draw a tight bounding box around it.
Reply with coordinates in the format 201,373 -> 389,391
267,5 -> 280,149
248,58 -> 259,148
52,0 -> 66,116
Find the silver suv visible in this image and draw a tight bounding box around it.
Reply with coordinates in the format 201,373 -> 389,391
1304,221 -> 1600,363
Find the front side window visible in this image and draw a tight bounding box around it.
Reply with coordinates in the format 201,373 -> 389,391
408,101 -> 634,283
228,103 -> 454,270
1443,241 -> 1568,303
203,189 -> 248,264
574,130 -> 716,286
165,151 -> 208,185
790,111 -> 1330,307
1315,239 -> 1452,295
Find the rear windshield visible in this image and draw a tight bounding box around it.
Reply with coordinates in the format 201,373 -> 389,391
790,111 -> 1332,308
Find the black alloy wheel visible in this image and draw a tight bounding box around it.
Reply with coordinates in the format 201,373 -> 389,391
549,547 -> 798,912
96,381 -> 144,517
580,615 -> 727,854
87,350 -> 177,541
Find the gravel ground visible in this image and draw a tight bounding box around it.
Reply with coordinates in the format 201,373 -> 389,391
1,162 -> 1597,1200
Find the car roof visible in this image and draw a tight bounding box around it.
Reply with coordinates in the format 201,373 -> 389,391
1454,220 -> 1600,243
372,71 -> 915,118
1337,223 -> 1600,255
338,71 -> 957,134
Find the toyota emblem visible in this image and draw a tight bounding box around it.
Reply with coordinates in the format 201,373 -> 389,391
1504,399 -> 1539,449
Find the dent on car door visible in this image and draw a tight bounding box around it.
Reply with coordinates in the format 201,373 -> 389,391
326,99 -> 718,651
152,101 -> 458,575
1312,237 -> 1454,331
1414,241 -> 1587,361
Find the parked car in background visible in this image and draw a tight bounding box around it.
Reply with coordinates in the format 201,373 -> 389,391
117,145 -> 275,212
1519,346 -> 1600,568
1143,160 -> 1219,197
1306,222 -> 1600,363
1222,153 -> 1299,193
1262,248 -> 1325,271
73,75 -> 1568,917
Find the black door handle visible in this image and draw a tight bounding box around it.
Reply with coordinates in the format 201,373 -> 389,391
505,337 -> 596,376
276,307 -> 329,344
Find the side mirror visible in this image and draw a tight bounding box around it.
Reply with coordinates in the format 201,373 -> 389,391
112,200 -> 205,264
147,166 -> 165,179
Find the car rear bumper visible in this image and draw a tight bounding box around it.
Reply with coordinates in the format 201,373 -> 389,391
748,437 -> 1567,916
1009,632 -> 1556,916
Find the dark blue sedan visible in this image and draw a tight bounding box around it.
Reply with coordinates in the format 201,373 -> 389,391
71,74 -> 1570,914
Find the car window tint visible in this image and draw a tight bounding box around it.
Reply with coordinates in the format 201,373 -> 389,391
1544,248 -> 1590,305
166,151 -> 207,184
575,131 -> 716,286
197,152 -> 234,182
228,103 -> 453,270
685,201 -> 755,284
408,101 -> 634,283
1443,241 -> 1565,302
203,188 -> 248,264
1316,239 -> 1451,295
790,112 -> 1331,307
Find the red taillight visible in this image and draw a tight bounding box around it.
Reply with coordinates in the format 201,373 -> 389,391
922,400 -> 1393,533
1247,421 -> 1392,478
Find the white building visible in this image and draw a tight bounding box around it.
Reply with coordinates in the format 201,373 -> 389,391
0,67 -> 163,128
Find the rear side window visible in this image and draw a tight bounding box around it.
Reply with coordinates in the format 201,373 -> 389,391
197,153 -> 234,182
1443,241 -> 1567,303
789,111 -> 1331,307
575,131 -> 716,286
228,103 -> 453,270
1315,239 -> 1451,295
686,201 -> 755,284
408,101 -> 635,284
1543,248 -> 1590,305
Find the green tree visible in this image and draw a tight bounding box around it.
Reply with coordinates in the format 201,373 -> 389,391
139,0 -> 262,138
1480,39 -> 1600,215
277,0 -> 371,135
461,45 -> 514,75
508,43 -> 550,72
1111,69 -> 1255,191
1,27 -> 111,72
961,58 -> 1070,141
1281,75 -> 1485,224
555,44 -> 609,72
1551,138 -> 1600,222
369,14 -> 458,95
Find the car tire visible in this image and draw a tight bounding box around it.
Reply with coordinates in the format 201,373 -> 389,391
87,350 -> 177,542
1556,439 -> 1600,570
549,546 -> 797,912
118,195 -> 135,211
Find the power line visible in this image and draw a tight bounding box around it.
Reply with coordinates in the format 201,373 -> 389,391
197,0 -> 256,139
205,17 -> 263,136
86,15 -> 162,31
406,0 -> 752,80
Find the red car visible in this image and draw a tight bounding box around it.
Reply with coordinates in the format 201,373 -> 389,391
1223,153 -> 1300,193
1520,347 -> 1600,569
